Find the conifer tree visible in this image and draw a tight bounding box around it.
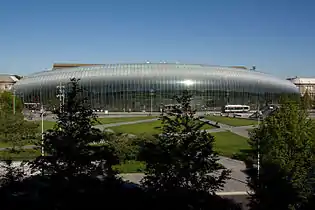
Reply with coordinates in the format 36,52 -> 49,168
140,90 -> 230,193
31,78 -> 119,178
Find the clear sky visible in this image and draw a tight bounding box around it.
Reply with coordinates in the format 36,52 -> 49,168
1,0 -> 315,78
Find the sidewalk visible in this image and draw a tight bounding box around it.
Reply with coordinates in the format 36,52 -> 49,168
120,156 -> 249,194
1,155 -> 249,195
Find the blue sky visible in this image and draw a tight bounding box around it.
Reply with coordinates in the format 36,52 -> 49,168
1,0 -> 315,78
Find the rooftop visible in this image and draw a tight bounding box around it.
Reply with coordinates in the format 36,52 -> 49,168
52,63 -> 249,71
52,63 -> 103,70
287,77 -> 315,84
0,74 -> 19,83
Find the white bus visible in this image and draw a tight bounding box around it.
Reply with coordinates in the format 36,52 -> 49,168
222,105 -> 250,113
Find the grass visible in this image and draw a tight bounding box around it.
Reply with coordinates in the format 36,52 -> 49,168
110,124 -> 250,173
212,131 -> 250,158
0,117 -> 249,173
114,131 -> 250,173
0,149 -> 40,161
110,120 -> 215,136
42,121 -> 56,130
0,142 -> 36,149
0,131 -> 249,172
205,115 -> 257,126
34,116 -> 158,132
31,120 -> 56,132
0,141 -> 11,148
114,160 -> 145,173
96,116 -> 156,125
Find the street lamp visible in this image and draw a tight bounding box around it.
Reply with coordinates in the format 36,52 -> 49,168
226,90 -> 230,105
257,94 -> 260,180
150,89 -> 155,116
40,105 -> 45,156
13,88 -> 16,114
56,82 -> 65,113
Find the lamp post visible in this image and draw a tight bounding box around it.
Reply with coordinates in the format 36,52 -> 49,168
40,105 -> 45,156
150,89 -> 155,116
253,66 -> 260,180
226,90 -> 230,105
13,89 -> 16,114
256,93 -> 261,181
56,82 -> 65,113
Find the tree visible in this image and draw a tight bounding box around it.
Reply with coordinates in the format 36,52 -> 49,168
31,78 -> 119,178
0,86 -> 241,210
301,90 -> 313,110
0,91 -> 38,149
248,99 -> 315,210
140,90 -> 230,193
0,91 -> 23,113
0,79 -> 138,210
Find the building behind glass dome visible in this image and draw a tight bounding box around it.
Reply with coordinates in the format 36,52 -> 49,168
13,63 -> 299,112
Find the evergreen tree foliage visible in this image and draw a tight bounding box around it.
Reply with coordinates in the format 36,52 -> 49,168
31,78 -> 119,178
248,99 -> 315,210
140,90 -> 230,193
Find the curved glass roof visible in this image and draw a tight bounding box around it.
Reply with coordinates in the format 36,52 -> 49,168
14,63 -> 299,94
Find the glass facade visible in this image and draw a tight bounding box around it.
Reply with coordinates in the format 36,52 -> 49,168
13,64 -> 300,111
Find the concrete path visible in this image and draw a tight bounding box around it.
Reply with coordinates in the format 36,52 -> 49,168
94,118 -> 158,130
0,145 -> 38,152
0,156 -> 249,194
201,118 -> 253,138
204,125 -> 253,138
26,113 -> 160,122
2,115 -> 255,195
120,156 -> 249,193
28,113 -> 255,139
1,117 -> 254,151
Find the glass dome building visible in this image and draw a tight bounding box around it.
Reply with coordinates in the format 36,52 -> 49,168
13,63 -> 299,111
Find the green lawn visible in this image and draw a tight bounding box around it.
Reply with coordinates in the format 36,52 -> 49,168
35,117 -> 157,132
212,131 -> 250,157
114,160 -> 146,173
0,149 -> 40,161
96,116 -> 156,125
0,131 -> 249,172
43,121 -> 56,130
205,115 -> 257,126
110,120 -> 214,136
32,120 -> 56,132
115,131 -> 250,173
0,141 -> 11,148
